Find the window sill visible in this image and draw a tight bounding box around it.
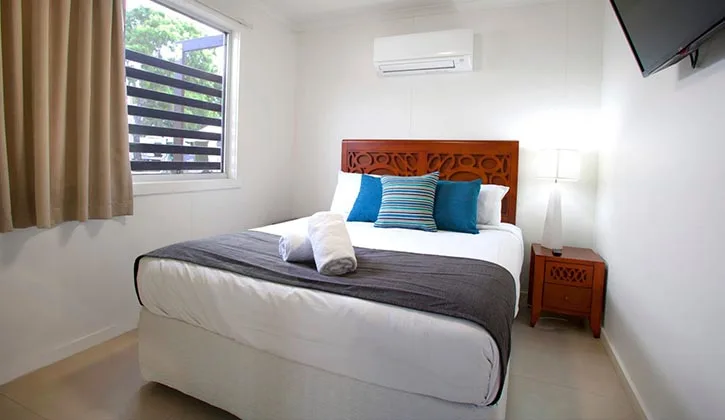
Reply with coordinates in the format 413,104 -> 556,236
133,177 -> 241,196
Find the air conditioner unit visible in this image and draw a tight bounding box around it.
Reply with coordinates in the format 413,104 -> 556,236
373,29 -> 474,76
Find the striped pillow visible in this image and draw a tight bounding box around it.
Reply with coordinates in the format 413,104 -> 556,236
374,172 -> 440,232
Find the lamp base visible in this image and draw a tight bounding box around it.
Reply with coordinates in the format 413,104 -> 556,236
542,184 -> 564,255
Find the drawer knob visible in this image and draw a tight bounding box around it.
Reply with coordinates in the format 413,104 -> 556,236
564,296 -> 570,301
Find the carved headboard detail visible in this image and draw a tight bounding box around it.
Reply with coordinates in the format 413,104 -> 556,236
341,139 -> 519,225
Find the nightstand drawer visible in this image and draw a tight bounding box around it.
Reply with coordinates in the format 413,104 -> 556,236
544,262 -> 594,288
543,284 -> 592,313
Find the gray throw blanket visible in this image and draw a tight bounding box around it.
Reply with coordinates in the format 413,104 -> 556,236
134,230 -> 516,405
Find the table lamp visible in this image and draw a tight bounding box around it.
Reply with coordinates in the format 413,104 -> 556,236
537,149 -> 581,256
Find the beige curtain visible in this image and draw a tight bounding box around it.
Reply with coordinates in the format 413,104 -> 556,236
0,0 -> 133,233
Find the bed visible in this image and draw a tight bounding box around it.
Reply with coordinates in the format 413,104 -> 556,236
136,139 -> 522,420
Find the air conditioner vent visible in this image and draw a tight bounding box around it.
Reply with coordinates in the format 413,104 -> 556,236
374,29 -> 474,76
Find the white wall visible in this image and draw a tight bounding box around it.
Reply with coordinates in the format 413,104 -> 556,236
0,0 -> 296,385
293,0 -> 604,290
596,7 -> 725,420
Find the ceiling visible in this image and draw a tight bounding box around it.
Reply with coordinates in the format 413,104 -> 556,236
263,0 -> 449,23
261,0 -> 577,26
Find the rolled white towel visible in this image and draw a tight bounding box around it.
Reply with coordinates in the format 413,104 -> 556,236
278,233 -> 314,262
308,211 -> 357,276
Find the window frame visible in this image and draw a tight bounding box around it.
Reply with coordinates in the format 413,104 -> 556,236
128,0 -> 244,196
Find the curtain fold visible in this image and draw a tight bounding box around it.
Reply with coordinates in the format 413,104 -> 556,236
0,0 -> 133,233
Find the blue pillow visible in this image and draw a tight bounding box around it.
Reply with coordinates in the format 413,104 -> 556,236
433,179 -> 482,234
347,175 -> 382,222
374,172 -> 439,232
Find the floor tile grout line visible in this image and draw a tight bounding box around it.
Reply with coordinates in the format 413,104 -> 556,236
0,391 -> 52,420
510,373 -> 633,400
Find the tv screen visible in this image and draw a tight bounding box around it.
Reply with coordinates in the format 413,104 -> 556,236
610,0 -> 725,77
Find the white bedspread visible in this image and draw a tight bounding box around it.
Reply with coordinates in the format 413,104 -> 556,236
136,218 -> 523,406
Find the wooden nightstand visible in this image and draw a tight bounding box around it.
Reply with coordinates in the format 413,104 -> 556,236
529,244 -> 606,338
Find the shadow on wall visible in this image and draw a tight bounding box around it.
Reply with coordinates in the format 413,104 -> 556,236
605,294 -> 688,420
0,229 -> 37,266
677,28 -> 725,82
0,218 -> 128,266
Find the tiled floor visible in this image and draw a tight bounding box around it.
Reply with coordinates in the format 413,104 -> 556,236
506,308 -> 639,420
0,308 -> 639,420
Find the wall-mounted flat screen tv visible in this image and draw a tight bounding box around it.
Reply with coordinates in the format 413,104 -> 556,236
610,0 -> 725,77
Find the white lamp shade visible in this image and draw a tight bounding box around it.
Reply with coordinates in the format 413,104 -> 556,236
536,149 -> 581,181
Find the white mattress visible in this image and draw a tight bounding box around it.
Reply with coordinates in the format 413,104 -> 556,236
140,308 -> 510,420
136,218 -> 523,406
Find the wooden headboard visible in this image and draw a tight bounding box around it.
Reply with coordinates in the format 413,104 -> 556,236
341,139 -> 520,225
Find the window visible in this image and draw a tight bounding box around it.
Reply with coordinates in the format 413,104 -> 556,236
124,0 -> 241,190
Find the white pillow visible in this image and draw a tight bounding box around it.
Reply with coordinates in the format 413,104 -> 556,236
329,172 -> 362,216
476,184 -> 510,226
